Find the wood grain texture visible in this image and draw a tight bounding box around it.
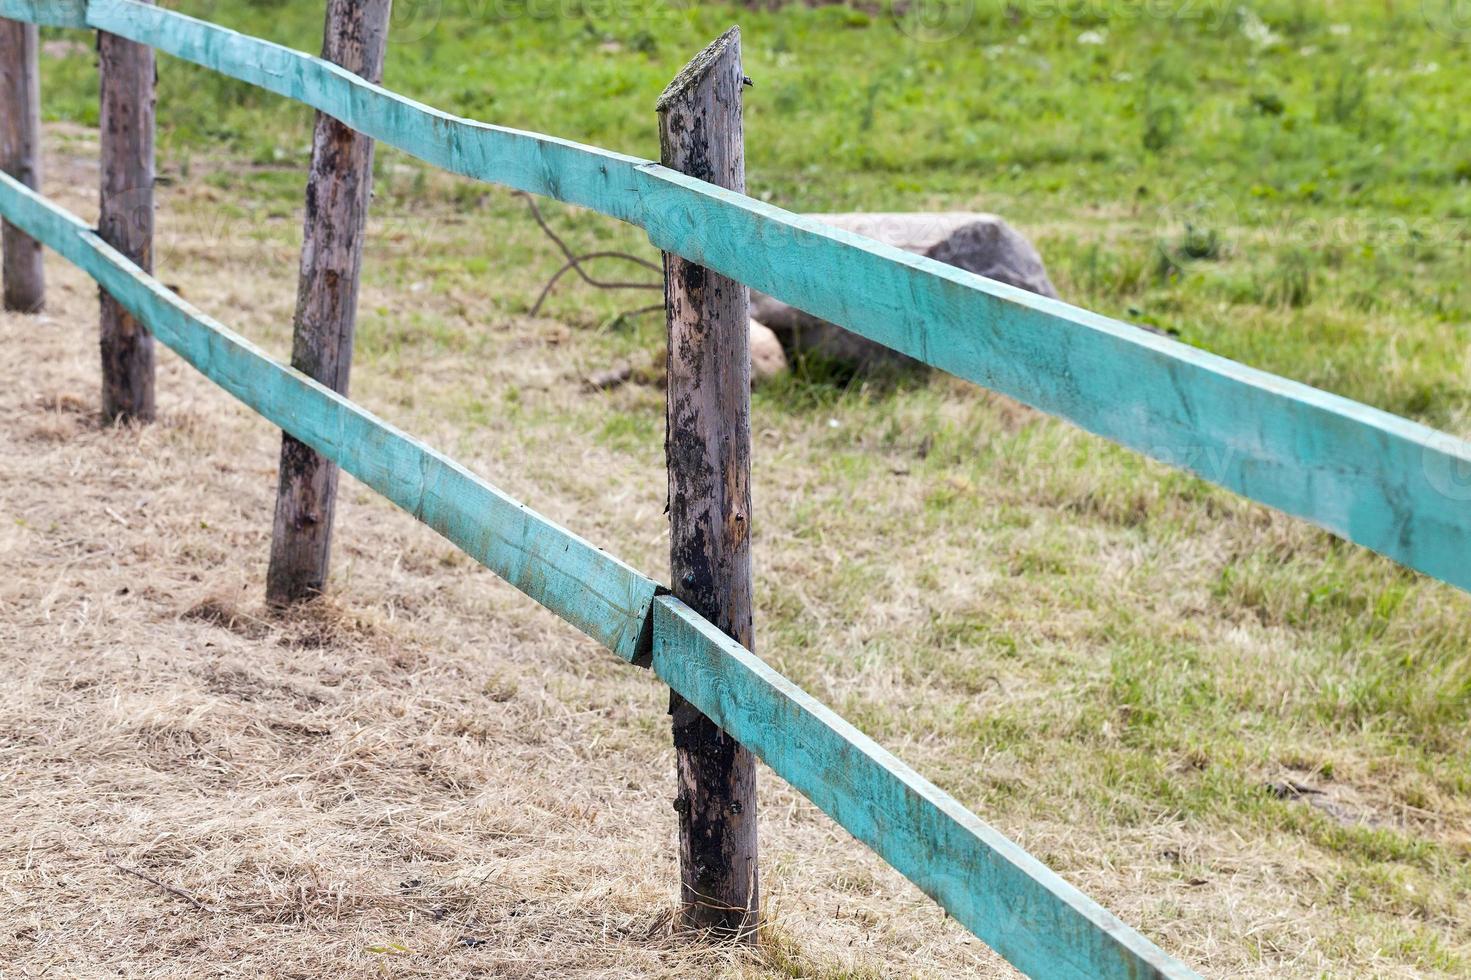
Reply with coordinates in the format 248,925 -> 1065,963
0,16 -> 43,312
2,158 -> 1191,979
48,0 -> 1471,595
98,0 -> 156,421
0,11 -> 1223,965
82,0 -> 651,221
658,27 -> 758,939
0,2 -> 86,28
633,169 -> 1471,595
1,156 -> 1199,976
267,0 -> 393,605
0,169 -> 660,663
650,596 -> 1199,980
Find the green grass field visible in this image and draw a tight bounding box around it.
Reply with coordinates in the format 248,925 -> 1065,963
41,0 -> 1471,427
24,0 -> 1471,975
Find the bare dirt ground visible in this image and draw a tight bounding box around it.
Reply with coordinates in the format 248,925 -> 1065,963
3,134 -> 1468,978
0,153 -> 1009,978
0,270 -> 1005,979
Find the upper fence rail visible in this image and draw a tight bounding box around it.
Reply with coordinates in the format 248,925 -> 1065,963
0,169 -> 662,660
0,161 -> 1196,980
0,5 -> 1210,977
15,0 -> 1469,596
1,0 -> 84,27
2,1 -> 1464,975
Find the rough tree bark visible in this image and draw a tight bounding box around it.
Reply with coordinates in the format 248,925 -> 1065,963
1,18 -> 44,313
99,3 -> 156,420
657,26 -> 760,940
266,0 -> 392,606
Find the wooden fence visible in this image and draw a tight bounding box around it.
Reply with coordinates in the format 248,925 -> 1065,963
3,1 -> 1470,976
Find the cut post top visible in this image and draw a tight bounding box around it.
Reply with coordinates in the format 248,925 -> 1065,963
656,25 -> 740,112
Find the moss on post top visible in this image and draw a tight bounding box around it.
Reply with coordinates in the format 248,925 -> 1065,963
656,25 -> 740,112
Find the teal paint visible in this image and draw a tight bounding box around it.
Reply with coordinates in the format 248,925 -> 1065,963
0,1 -> 85,27
650,597 -> 1200,980
0,170 -> 659,662
633,170 -> 1471,595
83,0 -> 651,222
0,156 -> 1197,980
2,4 -> 1460,973
51,0 -> 1471,596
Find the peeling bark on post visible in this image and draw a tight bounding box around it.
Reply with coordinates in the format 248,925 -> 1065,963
97,6 -> 155,416
657,26 -> 759,940
1,18 -> 44,313
98,1 -> 156,421
266,0 -> 392,606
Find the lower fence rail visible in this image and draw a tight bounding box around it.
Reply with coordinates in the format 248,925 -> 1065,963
0,168 -> 1199,979
0,170 -> 658,662
653,598 -> 1194,979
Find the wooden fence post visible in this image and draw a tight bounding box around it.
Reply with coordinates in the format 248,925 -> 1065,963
657,27 -> 759,940
98,0 -> 156,421
1,17 -> 44,313
266,0 -> 392,605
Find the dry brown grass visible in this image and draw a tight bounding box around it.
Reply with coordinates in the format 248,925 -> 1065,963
0,181 -> 1002,978
3,130 -> 1469,977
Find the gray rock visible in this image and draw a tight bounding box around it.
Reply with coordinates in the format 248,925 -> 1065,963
751,212 -> 1059,370
749,319 -> 788,383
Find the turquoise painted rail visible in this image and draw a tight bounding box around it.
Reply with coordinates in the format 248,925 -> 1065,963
0,171 -> 659,661
0,168 -> 1197,980
6,1 -> 1467,975
10,0 -> 1468,596
0,0 -> 84,27
653,597 -> 1191,980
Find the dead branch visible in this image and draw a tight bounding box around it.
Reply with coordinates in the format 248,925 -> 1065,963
517,192 -> 661,316
105,850 -> 214,912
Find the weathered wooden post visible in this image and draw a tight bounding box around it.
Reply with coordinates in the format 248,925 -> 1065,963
98,0 -> 157,421
0,17 -> 44,312
657,27 -> 759,940
266,0 -> 392,605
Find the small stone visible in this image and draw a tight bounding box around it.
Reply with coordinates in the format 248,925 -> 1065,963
583,363 -> 632,391
749,319 -> 788,384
